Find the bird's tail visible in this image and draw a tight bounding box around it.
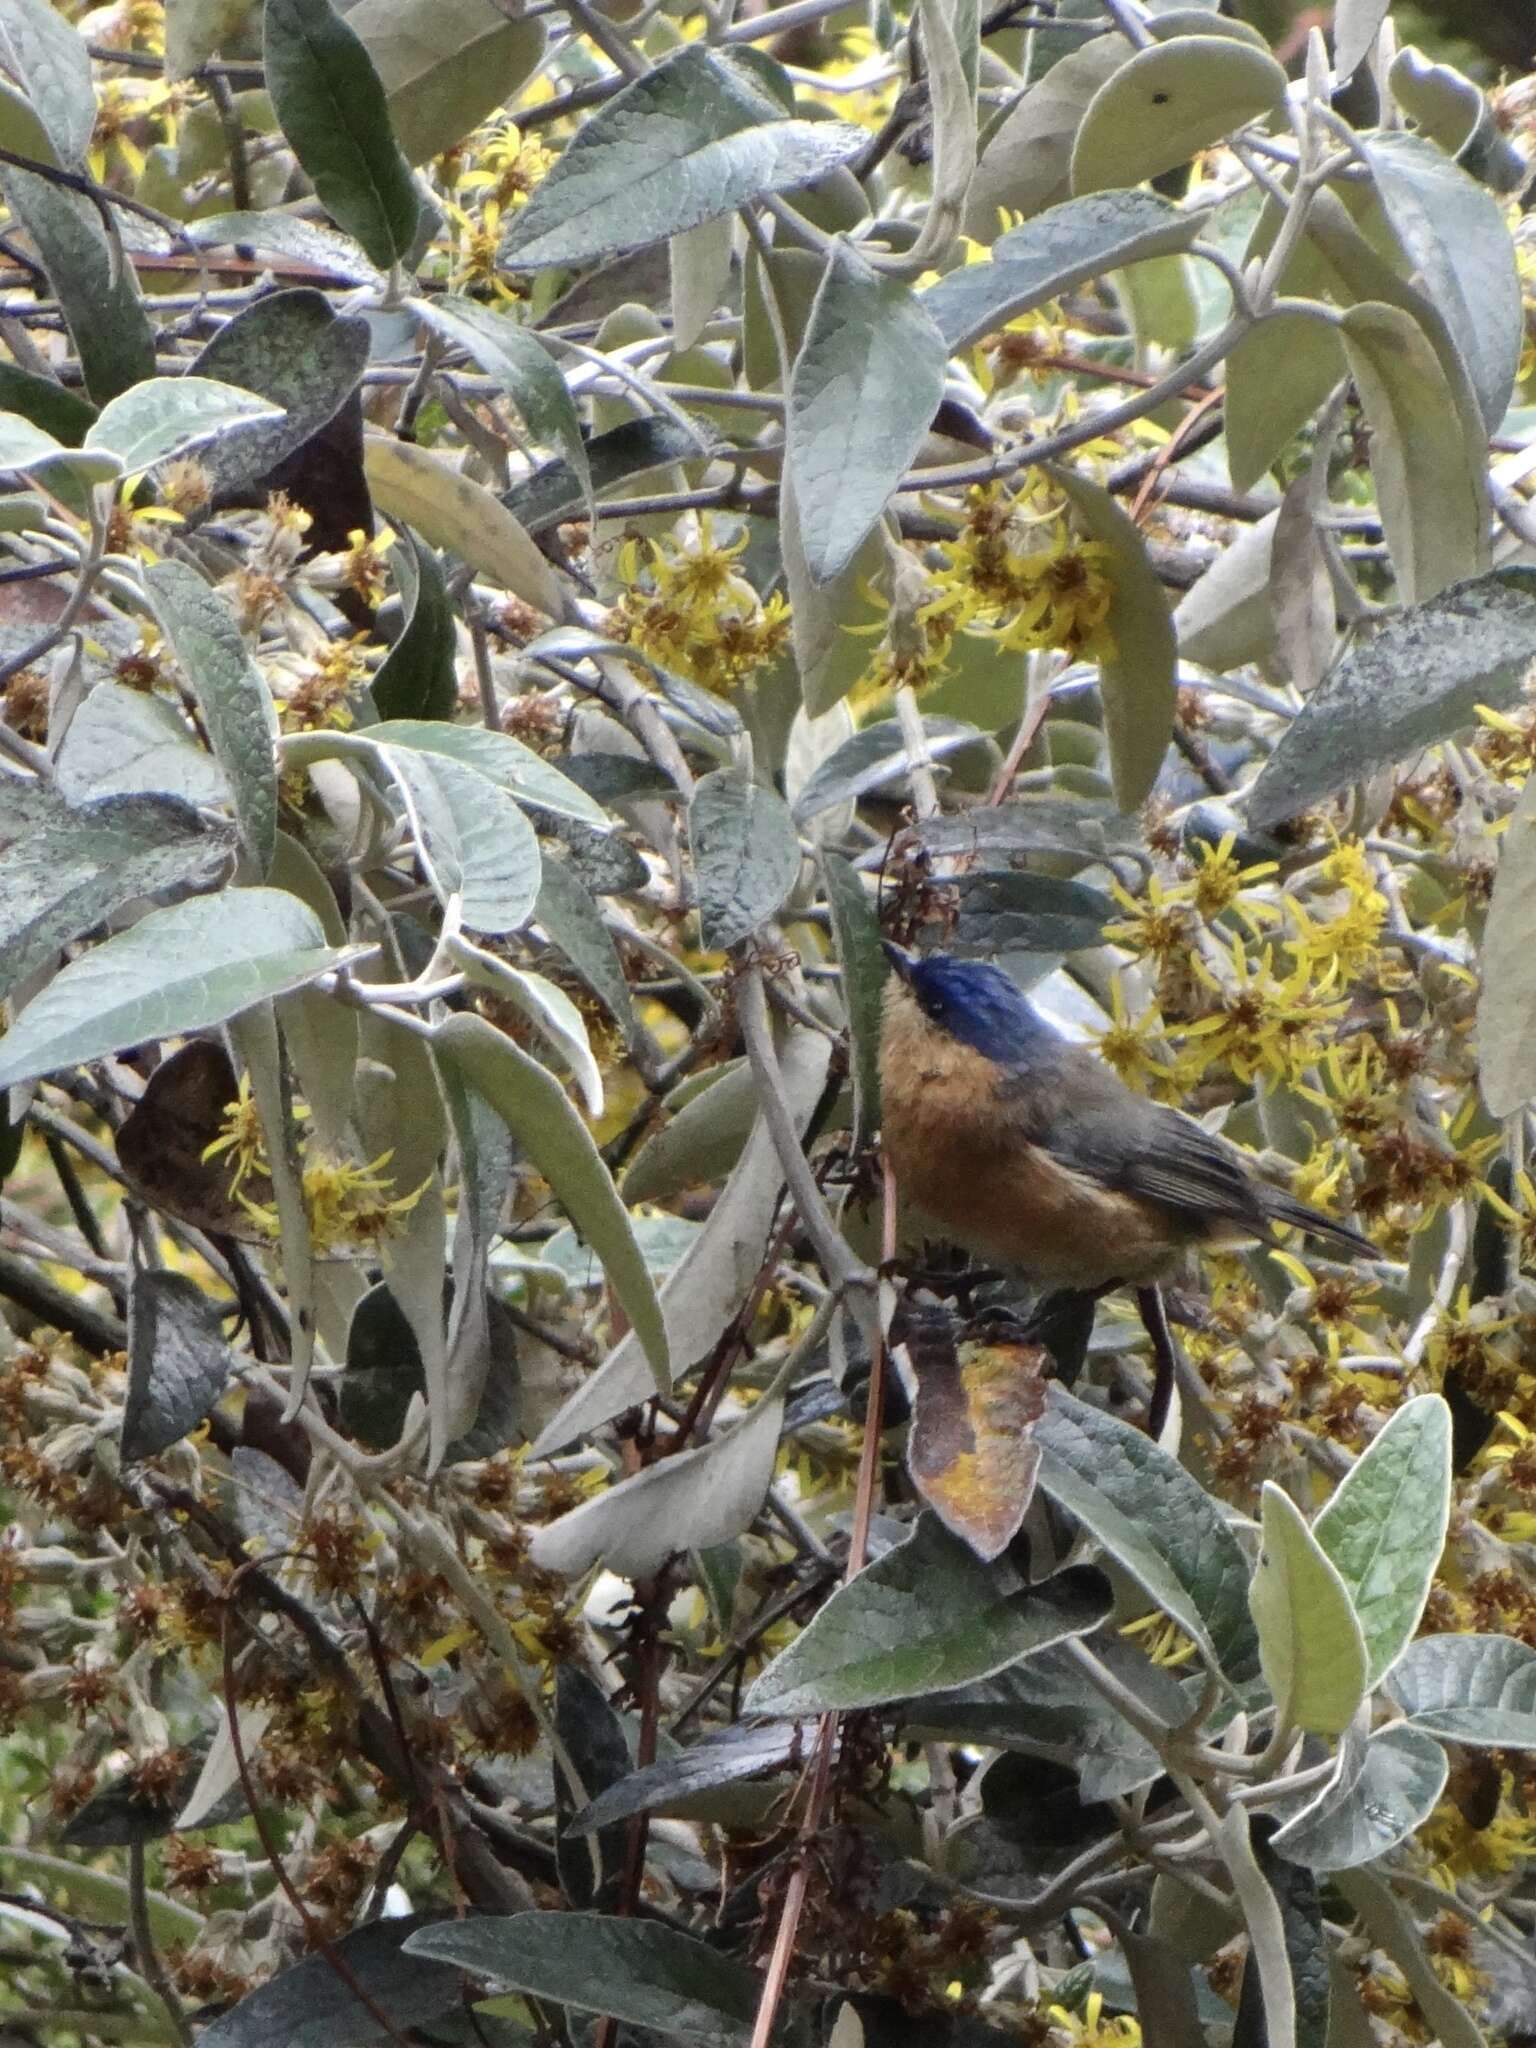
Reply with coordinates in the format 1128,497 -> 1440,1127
1262,1189 -> 1376,1261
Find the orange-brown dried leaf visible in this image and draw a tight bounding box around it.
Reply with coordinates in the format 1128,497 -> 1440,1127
905,1318 -> 1046,1562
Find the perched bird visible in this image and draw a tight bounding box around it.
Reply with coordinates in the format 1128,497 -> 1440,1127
879,948 -> 1374,1295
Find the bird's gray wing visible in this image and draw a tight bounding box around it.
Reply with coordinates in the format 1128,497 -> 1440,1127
1000,1048 -> 1371,1254
1099,1107 -> 1271,1231
1001,1052 -> 1268,1230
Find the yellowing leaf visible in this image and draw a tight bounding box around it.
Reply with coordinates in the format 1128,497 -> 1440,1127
906,1327 -> 1045,1561
363,434 -> 567,619
1249,1481 -> 1368,1737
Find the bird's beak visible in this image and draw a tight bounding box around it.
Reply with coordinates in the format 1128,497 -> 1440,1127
881,941 -> 914,982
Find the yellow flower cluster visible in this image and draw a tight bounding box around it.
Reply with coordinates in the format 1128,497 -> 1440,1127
611,517 -> 790,695
202,1076 -> 426,1252
435,120 -> 557,299
1098,833 -> 1394,1099
926,483 -> 1119,662
1417,1772 -> 1536,1887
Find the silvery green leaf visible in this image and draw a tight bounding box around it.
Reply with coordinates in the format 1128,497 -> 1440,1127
378,744 -> 542,935
690,766 -> 801,951
532,1028 -> 831,1453
370,533 -> 457,723
1338,299 -> 1489,607
346,0 -> 545,165
1388,1633 -> 1536,1747
790,715 -> 980,823
1311,1393 -> 1450,1684
1249,568 -> 1536,828
1361,129 -> 1522,434
1036,1384 -> 1261,1689
924,188 -> 1203,352
0,888 -> 344,1090
53,684 -> 229,808
1480,766 -> 1536,1118
501,46 -> 865,271
0,792 -> 232,1004
534,858 -> 634,1038
188,211 -> 385,287
404,1913 -> 760,2048
450,943 -> 604,1116
747,1515 -> 1111,1714
530,1393 -> 784,1581
0,0 -> 94,169
85,376 -> 282,477
1248,1481 -> 1368,1738
263,0 -> 420,271
0,168 -> 155,405
1047,461 -> 1176,812
363,718 -> 610,827
786,241 -> 947,584
198,1916 -> 465,2048
1270,1724 -> 1447,1872
146,560 -> 280,876
411,294 -> 590,519
1070,35 -> 1286,195
435,1013 -> 669,1395
189,288 -> 370,501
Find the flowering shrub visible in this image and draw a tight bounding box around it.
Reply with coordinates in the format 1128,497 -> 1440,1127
3,1 -> 1536,2045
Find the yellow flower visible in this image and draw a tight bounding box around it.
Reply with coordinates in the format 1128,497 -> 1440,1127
925,483 -> 1119,662
439,197 -> 520,300
992,527 -> 1117,661
1424,1288 -> 1518,1411
89,74 -> 184,181
238,1151 -> 428,1252
1292,1037 -> 1396,1142
1119,1610 -> 1197,1668
611,518 -> 789,694
1516,233 -> 1536,386
201,1075 -> 269,1198
89,0 -> 166,53
279,634 -> 372,733
1041,1991 -> 1141,2045
305,1152 -> 428,1250
1187,832 -> 1279,927
338,527 -> 395,606
1103,870 -> 1197,963
1284,837 -> 1389,983
1286,1136 -> 1355,1217
1178,938 -> 1348,1089
978,301 -> 1068,392
1090,976 -> 1173,1096
458,120 -> 556,210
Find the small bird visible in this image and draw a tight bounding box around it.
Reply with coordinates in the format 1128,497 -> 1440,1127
879,947 -> 1374,1295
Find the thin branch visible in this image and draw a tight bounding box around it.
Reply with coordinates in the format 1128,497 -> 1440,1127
0,487 -> 110,692
0,145 -> 186,243
745,1159 -> 892,2048
737,960 -> 872,1308
219,1579 -> 421,2048
126,1845 -> 194,2048
0,1246 -> 127,1351
902,315 -> 1246,495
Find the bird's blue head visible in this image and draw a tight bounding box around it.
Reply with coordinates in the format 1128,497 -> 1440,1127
885,949 -> 1060,1067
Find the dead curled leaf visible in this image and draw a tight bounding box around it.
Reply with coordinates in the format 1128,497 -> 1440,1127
117,1037 -> 272,1241
902,1307 -> 1046,1562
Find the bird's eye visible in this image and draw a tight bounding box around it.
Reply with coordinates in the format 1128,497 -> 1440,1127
921,993 -> 945,1020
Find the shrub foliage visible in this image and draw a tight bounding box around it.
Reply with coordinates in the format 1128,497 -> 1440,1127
3,1 -> 1536,2044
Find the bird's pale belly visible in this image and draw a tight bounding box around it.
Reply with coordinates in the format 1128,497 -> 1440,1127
882,1065 -> 1181,1289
